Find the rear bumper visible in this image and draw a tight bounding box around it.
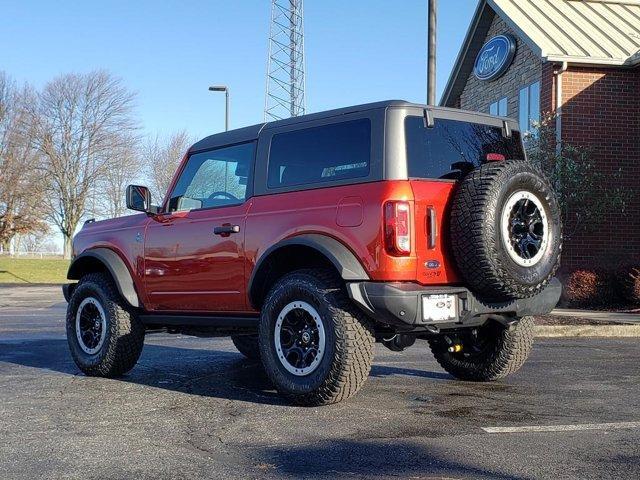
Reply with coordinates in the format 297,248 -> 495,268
346,278 -> 562,330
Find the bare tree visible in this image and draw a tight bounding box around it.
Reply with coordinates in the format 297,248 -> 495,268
0,72 -> 48,252
92,136 -> 140,218
24,70 -> 138,258
16,231 -> 50,253
144,131 -> 192,203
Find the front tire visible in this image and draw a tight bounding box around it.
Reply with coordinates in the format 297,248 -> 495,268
231,334 -> 260,362
66,272 -> 145,377
428,317 -> 534,381
259,269 -> 374,406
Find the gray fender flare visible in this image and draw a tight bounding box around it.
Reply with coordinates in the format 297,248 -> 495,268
67,248 -> 141,308
248,233 -> 370,307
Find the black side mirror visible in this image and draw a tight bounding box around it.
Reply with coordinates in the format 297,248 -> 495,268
126,185 -> 157,214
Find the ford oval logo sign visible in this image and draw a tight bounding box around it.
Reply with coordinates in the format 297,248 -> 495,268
474,35 -> 516,81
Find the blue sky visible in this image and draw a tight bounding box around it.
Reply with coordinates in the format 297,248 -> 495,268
2,0 -> 477,139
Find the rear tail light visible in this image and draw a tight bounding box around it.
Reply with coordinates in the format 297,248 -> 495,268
384,201 -> 411,256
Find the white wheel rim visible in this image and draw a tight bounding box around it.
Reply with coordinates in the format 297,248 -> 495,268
500,190 -> 549,267
274,301 -> 326,376
75,297 -> 107,355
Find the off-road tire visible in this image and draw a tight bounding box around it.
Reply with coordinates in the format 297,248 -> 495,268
231,334 -> 260,362
428,317 -> 534,381
259,269 -> 374,406
450,160 -> 562,300
66,272 -> 145,377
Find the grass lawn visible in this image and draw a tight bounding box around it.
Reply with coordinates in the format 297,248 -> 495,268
0,258 -> 70,284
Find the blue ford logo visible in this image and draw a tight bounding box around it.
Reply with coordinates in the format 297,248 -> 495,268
474,35 -> 516,81
425,260 -> 440,269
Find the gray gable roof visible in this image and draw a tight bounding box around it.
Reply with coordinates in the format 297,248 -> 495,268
441,0 -> 640,107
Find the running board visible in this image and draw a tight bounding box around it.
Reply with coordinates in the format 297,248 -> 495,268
140,314 -> 259,328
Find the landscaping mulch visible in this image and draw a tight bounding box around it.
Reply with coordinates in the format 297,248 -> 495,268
534,315 -> 626,326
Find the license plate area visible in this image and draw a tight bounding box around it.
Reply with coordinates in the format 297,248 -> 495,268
422,294 -> 457,322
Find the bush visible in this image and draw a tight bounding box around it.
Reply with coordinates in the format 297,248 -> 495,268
620,265 -> 640,306
563,269 -> 622,308
564,270 -> 601,307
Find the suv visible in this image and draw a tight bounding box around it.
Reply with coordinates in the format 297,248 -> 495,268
63,100 -> 562,406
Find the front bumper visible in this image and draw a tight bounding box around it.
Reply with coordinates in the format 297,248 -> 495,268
347,278 -> 562,330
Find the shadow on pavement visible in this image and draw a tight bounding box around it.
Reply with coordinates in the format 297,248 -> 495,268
0,338 -> 450,406
260,438 -> 526,479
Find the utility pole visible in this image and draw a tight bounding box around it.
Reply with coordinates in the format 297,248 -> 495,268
427,0 -> 437,105
264,0 -> 306,121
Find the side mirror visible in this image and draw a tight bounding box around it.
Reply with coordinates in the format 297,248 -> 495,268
126,185 -> 157,214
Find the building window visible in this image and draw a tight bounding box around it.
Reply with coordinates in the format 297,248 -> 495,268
519,81 -> 540,135
489,97 -> 508,116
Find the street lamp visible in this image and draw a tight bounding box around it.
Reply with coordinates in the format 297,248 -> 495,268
209,85 -> 229,131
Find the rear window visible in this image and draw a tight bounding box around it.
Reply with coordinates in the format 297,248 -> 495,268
267,118 -> 371,188
405,116 -> 524,180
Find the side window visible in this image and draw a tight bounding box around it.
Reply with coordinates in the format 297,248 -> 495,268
168,142 -> 255,212
267,118 -> 371,188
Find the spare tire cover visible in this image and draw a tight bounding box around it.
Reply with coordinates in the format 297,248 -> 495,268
450,160 -> 562,300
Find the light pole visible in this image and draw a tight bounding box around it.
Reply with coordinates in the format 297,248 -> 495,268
209,85 -> 229,131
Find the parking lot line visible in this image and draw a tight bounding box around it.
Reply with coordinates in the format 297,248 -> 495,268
482,421 -> 640,434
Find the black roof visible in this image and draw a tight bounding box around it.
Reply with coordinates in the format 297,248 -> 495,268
189,100 -> 411,152
189,99 -> 512,152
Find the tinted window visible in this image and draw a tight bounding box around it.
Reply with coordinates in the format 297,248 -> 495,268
168,142 -> 255,212
405,116 -> 524,180
267,119 -> 371,188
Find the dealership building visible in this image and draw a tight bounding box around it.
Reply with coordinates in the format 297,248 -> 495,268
441,0 -> 640,271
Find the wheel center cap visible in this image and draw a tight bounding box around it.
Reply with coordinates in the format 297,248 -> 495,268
94,320 -> 101,329
301,331 -> 311,344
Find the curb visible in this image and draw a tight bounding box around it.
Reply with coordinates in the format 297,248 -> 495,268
535,325 -> 640,337
0,283 -> 65,288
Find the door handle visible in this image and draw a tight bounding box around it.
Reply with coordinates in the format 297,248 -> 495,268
427,207 -> 437,249
214,224 -> 240,236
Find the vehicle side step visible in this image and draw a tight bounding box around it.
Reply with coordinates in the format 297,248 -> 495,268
139,314 -> 259,328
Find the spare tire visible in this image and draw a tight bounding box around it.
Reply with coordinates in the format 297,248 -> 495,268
450,160 -> 562,300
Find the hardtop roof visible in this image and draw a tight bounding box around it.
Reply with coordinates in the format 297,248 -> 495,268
189,100 -> 515,152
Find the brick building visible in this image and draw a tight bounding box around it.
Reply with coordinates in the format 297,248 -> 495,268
441,0 -> 640,272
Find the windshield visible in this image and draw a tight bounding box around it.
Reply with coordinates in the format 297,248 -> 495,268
405,116 -> 525,180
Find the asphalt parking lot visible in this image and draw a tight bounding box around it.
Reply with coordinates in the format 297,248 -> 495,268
1,286 -> 639,479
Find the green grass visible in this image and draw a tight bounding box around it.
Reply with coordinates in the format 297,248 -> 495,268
0,258 -> 70,284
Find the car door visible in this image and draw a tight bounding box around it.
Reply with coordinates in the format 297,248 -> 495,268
144,141 -> 255,312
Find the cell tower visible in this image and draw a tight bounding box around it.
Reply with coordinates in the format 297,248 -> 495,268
264,0 -> 306,121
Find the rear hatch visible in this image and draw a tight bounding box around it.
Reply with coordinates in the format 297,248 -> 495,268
403,114 -> 526,285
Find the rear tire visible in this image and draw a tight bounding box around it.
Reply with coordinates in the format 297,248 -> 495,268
428,317 -> 534,381
66,272 -> 145,377
259,269 -> 374,406
231,334 -> 260,362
